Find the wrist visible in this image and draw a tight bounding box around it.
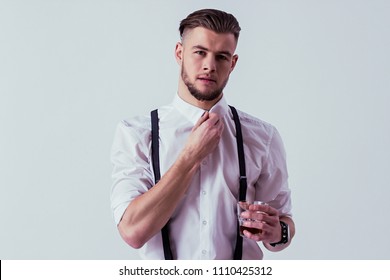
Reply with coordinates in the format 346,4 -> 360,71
269,221 -> 290,247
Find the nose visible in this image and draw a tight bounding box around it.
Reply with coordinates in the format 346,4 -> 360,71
203,55 -> 216,72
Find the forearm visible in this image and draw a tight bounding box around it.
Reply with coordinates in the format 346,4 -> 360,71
118,150 -> 200,249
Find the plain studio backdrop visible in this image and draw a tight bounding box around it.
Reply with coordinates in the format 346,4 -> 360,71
1,0 -> 389,260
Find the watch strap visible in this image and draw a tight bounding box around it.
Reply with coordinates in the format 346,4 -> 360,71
270,221 -> 289,247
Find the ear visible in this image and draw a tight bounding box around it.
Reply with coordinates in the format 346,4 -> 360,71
230,54 -> 239,73
175,42 -> 183,65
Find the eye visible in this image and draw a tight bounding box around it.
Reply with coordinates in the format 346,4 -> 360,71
195,50 -> 206,56
216,54 -> 229,61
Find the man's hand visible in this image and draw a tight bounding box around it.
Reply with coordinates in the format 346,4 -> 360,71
182,111 -> 224,164
240,203 -> 282,243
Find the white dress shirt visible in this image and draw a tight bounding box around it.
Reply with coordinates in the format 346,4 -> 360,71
110,94 -> 292,260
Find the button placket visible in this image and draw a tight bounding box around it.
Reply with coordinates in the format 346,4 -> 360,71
199,159 -> 208,259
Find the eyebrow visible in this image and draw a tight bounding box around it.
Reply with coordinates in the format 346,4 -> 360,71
192,45 -> 233,57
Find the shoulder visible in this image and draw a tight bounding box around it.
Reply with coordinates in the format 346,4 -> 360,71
120,115 -> 150,133
232,108 -> 286,159
116,103 -> 176,138
113,115 -> 150,147
233,108 -> 276,139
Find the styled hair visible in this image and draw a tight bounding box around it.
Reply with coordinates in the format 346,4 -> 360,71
179,9 -> 241,41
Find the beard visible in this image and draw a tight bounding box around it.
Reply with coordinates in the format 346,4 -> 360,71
181,63 -> 229,102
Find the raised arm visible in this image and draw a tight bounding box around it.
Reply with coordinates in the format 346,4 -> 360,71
117,112 -> 223,248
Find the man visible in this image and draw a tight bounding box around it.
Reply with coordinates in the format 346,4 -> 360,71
111,8 -> 295,259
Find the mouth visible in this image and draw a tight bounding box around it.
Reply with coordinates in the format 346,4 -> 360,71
197,76 -> 217,84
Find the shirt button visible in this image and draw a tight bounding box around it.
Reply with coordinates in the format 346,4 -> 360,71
202,160 -> 207,165
202,250 -> 207,255
202,220 -> 207,225
202,191 -> 206,195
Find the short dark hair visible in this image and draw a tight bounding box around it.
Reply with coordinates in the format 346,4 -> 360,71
179,9 -> 241,41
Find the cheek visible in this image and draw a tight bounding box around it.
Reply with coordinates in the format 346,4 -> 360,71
184,58 -> 200,73
188,56 -> 202,68
220,65 -> 233,76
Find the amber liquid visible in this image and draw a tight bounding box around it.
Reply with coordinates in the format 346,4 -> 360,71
240,226 -> 261,236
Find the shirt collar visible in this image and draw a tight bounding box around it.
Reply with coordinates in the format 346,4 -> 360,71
172,94 -> 230,125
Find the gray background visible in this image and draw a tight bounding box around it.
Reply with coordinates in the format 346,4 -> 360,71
1,0 -> 389,259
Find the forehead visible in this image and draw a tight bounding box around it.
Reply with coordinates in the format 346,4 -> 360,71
182,27 -> 237,53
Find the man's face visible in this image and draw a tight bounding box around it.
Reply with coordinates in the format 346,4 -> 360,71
176,27 -> 238,102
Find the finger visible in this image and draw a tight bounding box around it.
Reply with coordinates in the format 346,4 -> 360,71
219,121 -> 224,134
243,228 -> 263,242
251,212 -> 269,223
242,220 -> 267,232
242,211 -> 279,229
249,204 -> 278,216
207,113 -> 221,126
208,114 -> 224,136
240,210 -> 267,221
242,222 -> 274,242
193,111 -> 209,130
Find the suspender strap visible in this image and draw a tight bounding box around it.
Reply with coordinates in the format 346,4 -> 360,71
151,110 -> 161,183
229,106 -> 248,202
230,105 -> 248,260
151,106 -> 247,260
151,109 -> 173,260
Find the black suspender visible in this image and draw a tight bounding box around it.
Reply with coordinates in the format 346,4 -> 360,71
150,106 -> 247,260
229,105 -> 248,260
151,109 -> 174,260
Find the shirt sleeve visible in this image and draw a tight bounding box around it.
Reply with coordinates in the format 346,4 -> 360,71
255,127 -> 292,217
110,119 -> 154,225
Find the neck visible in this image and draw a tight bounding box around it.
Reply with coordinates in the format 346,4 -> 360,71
177,79 -> 222,110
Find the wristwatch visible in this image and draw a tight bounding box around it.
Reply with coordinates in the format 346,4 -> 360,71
269,221 -> 290,247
